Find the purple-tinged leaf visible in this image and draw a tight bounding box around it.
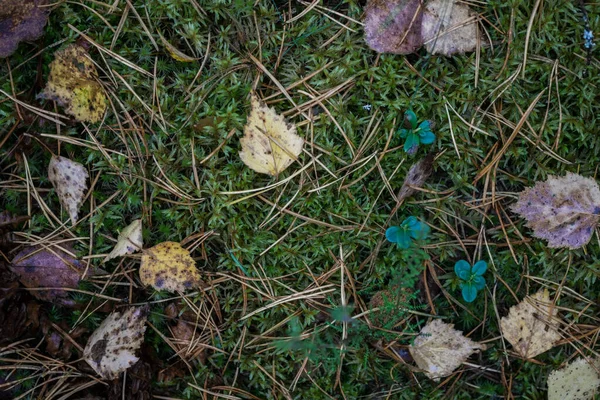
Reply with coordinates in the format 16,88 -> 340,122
0,0 -> 50,58
511,172 -> 600,249
364,0 -> 424,55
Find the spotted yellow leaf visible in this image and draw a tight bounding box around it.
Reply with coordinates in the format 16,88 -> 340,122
139,241 -> 201,292
500,290 -> 562,359
239,93 -> 304,176
39,44 -> 107,123
48,155 -> 88,224
106,219 -> 143,261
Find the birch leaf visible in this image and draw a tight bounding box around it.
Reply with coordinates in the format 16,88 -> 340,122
48,156 -> 88,224
239,93 -> 304,176
83,306 -> 148,380
0,0 -> 49,58
139,241 -> 201,293
511,173 -> 600,249
421,0 -> 479,56
39,44 -> 107,123
364,0 -> 424,54
548,357 -> 600,400
157,31 -> 198,62
105,220 -> 143,261
500,290 -> 562,359
397,154 -> 434,202
409,319 -> 485,380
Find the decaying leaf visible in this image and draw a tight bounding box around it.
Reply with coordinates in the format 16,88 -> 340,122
139,242 -> 202,293
364,0 -> 424,54
48,155 -> 88,224
10,243 -> 85,302
500,290 -> 562,359
409,319 -> 485,380
421,0 -> 479,56
397,153 -> 434,202
157,31 -> 198,62
39,44 -> 107,123
106,219 -> 143,261
83,306 -> 148,380
239,93 -> 304,176
511,172 -> 600,249
0,0 -> 49,58
548,357 -> 600,400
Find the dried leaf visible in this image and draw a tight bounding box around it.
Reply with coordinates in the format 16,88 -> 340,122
39,44 -> 107,123
83,306 -> 148,380
397,154 -> 434,202
548,357 -> 600,400
48,155 -> 88,224
106,219 -> 143,261
239,93 -> 304,176
409,319 -> 485,380
0,0 -> 49,58
421,0 -> 479,56
10,243 -> 85,302
364,0 -> 424,54
139,242 -> 201,293
511,172 -> 600,249
500,290 -> 562,359
157,31 -> 198,62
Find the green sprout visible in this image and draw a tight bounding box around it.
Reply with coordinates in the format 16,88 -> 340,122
454,260 -> 487,303
398,110 -> 435,154
386,216 -> 430,249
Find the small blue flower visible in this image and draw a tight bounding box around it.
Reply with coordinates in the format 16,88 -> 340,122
398,110 -> 435,154
454,260 -> 487,303
386,216 -> 430,249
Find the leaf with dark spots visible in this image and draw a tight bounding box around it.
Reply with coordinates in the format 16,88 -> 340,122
0,0 -> 50,58
397,153 -> 435,202
10,243 -> 86,302
364,0 -> 424,54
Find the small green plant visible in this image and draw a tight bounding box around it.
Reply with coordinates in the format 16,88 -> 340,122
398,110 -> 435,154
386,216 -> 430,249
454,260 -> 487,303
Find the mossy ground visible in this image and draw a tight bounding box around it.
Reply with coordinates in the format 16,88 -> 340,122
1,0 -> 599,399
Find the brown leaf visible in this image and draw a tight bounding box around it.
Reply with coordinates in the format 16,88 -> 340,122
364,0 -> 424,54
397,154 -> 435,202
0,0 -> 50,58
10,243 -> 85,301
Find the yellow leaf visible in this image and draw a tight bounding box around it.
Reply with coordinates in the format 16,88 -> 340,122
106,219 -> 143,261
157,31 -> 198,62
548,357 -> 600,400
40,44 -> 107,123
500,290 -> 562,359
239,93 -> 304,176
139,241 -> 201,292
48,155 -> 88,224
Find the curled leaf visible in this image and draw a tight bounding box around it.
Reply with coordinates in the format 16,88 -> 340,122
105,219 -> 143,261
409,319 -> 485,380
548,357 -> 600,400
500,290 -> 562,359
397,154 -> 434,202
39,44 -> 107,123
48,155 -> 88,224
83,306 -> 148,380
364,0 -> 424,54
0,0 -> 49,58
421,0 -> 479,56
139,241 -> 202,293
511,172 -> 600,249
157,31 -> 198,62
239,93 -> 304,176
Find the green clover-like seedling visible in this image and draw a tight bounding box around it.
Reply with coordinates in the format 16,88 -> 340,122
454,260 -> 487,303
386,216 -> 430,249
398,110 -> 435,155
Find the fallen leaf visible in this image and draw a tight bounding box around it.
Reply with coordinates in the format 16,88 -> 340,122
397,154 -> 434,202
239,93 -> 304,176
48,155 -> 88,225
106,220 -> 143,261
83,306 -> 148,380
39,44 -> 107,123
139,242 -> 202,293
421,0 -> 479,56
10,243 -> 85,302
500,290 -> 562,359
0,0 -> 49,58
364,0 -> 424,54
511,172 -> 600,249
157,31 -> 198,62
409,319 -> 485,380
0,210 -> 29,251
548,357 -> 600,400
